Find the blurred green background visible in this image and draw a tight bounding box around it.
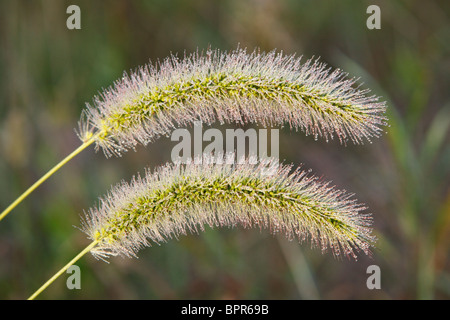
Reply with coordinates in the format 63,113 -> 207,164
0,0 -> 449,300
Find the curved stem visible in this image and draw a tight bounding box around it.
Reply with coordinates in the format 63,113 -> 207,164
28,240 -> 99,300
0,137 -> 96,222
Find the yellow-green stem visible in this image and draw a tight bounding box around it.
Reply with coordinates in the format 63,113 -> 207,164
0,136 -> 97,222
28,240 -> 99,300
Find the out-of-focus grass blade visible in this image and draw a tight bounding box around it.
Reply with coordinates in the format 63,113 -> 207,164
420,103 -> 450,169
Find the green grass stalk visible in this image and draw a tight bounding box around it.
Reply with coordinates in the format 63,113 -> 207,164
0,135 -> 97,222
28,240 -> 99,300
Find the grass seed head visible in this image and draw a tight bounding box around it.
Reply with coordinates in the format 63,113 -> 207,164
81,156 -> 376,261
78,47 -> 387,157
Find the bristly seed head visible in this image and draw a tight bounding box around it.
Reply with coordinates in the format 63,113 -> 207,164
80,157 -> 376,261
78,47 -> 387,157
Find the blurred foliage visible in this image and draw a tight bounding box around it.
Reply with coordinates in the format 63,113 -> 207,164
0,0 -> 449,299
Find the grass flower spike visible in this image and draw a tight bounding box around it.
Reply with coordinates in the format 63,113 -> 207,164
80,47 -> 387,157
0,47 -> 387,221
83,157 -> 375,259
29,157 -> 375,299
